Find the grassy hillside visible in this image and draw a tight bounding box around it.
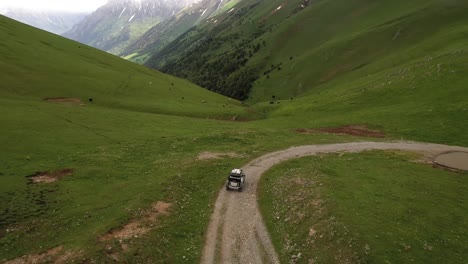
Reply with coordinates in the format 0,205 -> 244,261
0,15 -> 245,119
144,0 -> 468,101
259,151 -> 468,263
248,0 -> 466,100
257,0 -> 468,146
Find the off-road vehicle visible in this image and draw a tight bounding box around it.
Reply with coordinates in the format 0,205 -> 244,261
226,168 -> 245,192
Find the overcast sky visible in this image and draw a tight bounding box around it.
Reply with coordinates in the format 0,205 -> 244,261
0,0 -> 109,12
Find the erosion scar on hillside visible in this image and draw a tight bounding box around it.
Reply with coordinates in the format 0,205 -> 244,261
200,141 -> 468,264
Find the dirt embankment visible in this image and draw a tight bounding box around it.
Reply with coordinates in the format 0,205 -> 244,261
200,141 -> 468,264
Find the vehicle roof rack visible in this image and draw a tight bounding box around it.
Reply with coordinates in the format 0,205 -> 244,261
230,168 -> 242,174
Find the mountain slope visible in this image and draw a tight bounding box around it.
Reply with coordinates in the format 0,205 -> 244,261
122,0 -> 242,63
1,8 -> 87,34
253,0 -> 468,144
0,14 -> 244,118
143,0 -> 468,102
63,0 -> 198,54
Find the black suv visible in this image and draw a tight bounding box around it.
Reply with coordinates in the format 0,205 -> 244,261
226,169 -> 245,192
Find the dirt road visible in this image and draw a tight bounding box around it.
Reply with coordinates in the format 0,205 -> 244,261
200,141 -> 468,264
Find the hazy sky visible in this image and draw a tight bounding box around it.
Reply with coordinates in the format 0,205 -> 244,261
0,0 -> 109,12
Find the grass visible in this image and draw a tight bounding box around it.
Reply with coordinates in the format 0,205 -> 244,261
262,46 -> 468,146
259,150 -> 468,263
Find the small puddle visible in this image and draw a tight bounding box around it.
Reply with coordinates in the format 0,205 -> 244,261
434,152 -> 468,171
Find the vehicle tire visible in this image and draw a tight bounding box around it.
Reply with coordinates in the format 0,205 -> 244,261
226,186 -> 229,191
238,188 -> 242,192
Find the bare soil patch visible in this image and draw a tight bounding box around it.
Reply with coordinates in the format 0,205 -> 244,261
151,201 -> 171,217
5,246 -> 81,264
197,151 -> 241,160
99,201 -> 171,260
434,152 -> 468,171
99,201 -> 171,242
295,125 -> 385,138
43,97 -> 83,105
27,168 -> 73,183
100,222 -> 149,242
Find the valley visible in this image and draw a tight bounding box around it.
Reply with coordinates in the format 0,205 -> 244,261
1,0 -> 467,263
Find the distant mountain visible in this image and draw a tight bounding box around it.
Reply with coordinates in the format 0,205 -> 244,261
1,8 -> 87,35
63,0 -> 199,54
121,0 -> 242,63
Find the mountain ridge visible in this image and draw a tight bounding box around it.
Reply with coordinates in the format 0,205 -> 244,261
63,0 -> 200,54
121,0 -> 242,63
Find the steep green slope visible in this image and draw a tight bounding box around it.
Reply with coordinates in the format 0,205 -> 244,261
145,0 -> 270,99
144,0 -> 467,101
258,0 -> 468,145
0,15 -> 245,119
249,0 -> 468,101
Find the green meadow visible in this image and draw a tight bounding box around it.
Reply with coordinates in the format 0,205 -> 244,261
259,151 -> 468,263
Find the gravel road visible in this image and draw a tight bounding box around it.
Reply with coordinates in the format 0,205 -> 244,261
200,141 -> 468,264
